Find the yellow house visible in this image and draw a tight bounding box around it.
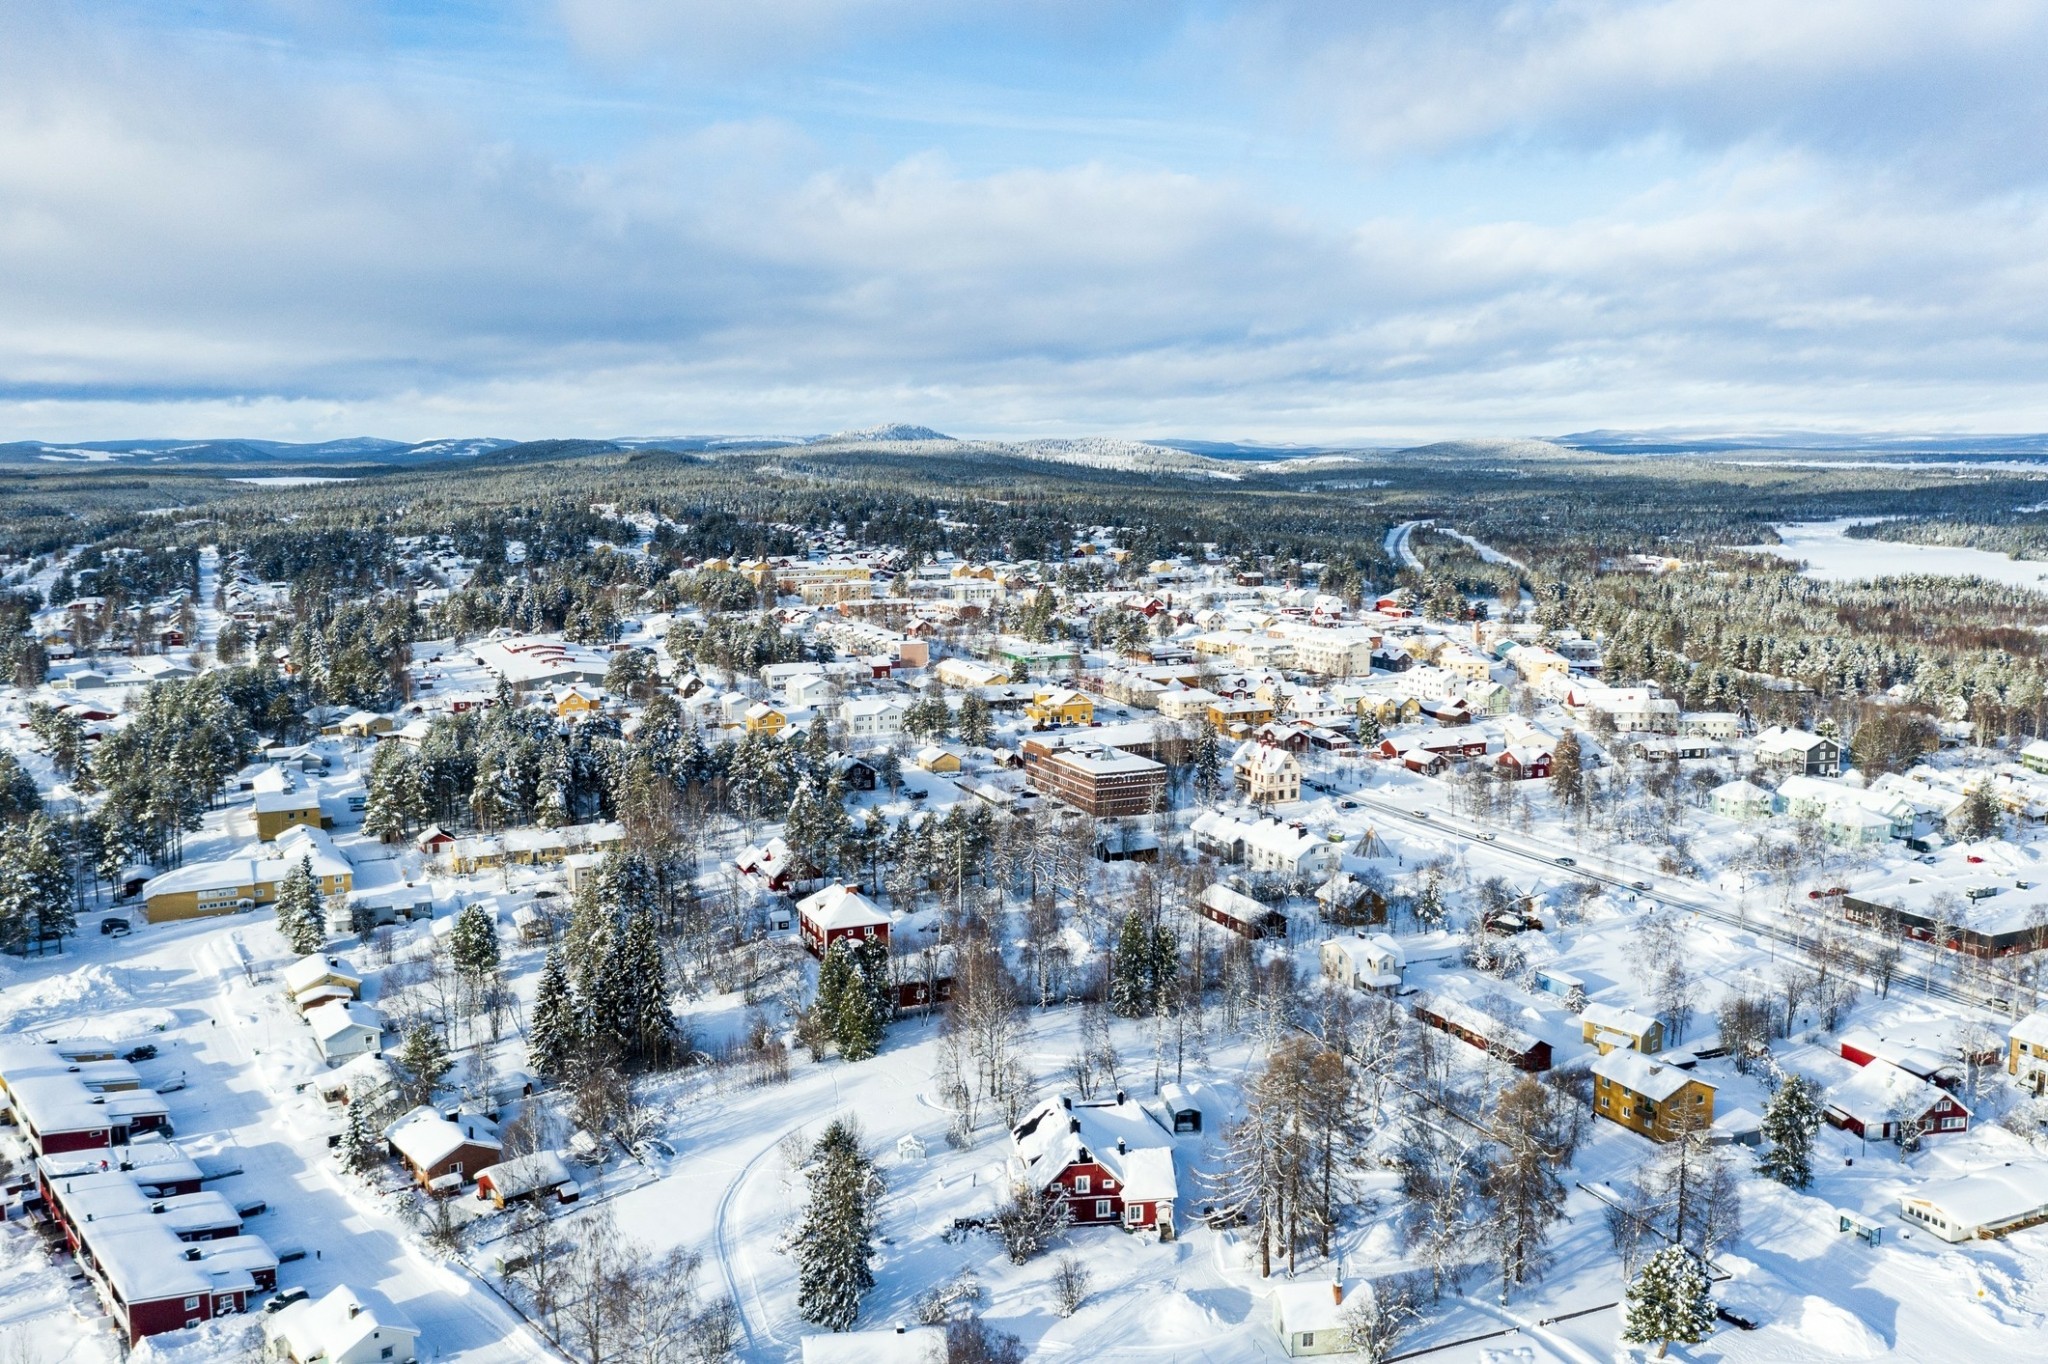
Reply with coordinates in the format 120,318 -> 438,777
1026,687 -> 1094,727
140,837 -> 354,924
1580,1003 -> 1665,1056
555,686 -> 603,721
744,701 -> 787,735
916,745 -> 962,774
254,793 -> 324,843
1207,699 -> 1274,734
2011,1010 -> 2048,1092
1592,1051 -> 1714,1142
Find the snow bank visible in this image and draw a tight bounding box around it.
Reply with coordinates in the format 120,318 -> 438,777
1145,1290 -> 1226,1341
1783,1294 -> 1887,1358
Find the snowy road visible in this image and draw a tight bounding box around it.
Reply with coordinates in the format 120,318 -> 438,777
1384,520 -> 1427,570
184,931 -> 557,1363
193,545 -> 223,649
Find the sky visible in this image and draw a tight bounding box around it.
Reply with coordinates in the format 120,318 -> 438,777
4,1 -> 2048,445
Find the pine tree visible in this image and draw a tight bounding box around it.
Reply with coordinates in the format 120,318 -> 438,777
1757,1074 -> 1824,1190
1355,711 -> 1383,749
397,1022 -> 453,1107
275,854 -> 325,955
836,937 -> 891,1062
1190,729 -> 1222,804
958,691 -> 994,748
1620,1246 -> 1716,1359
1109,910 -> 1175,1018
449,903 -> 501,983
338,1100 -> 380,1177
795,1119 -> 879,1332
1550,730 -> 1587,812
529,948 -> 580,1079
621,913 -> 678,1067
815,942 -> 857,1048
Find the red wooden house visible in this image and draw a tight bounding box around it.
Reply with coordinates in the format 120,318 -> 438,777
795,884 -> 892,958
1826,1060 -> 1971,1142
1010,1093 -> 1178,1235
384,1107 -> 503,1191
1495,746 -> 1553,780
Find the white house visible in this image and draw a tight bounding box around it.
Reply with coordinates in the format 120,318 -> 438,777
1271,1279 -> 1367,1357
304,1001 -> 384,1066
1320,934 -> 1404,991
1898,1160 -> 2048,1243
266,1286 -> 420,1364
839,696 -> 908,740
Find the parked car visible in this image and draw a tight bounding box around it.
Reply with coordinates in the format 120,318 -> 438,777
157,1070 -> 187,1093
100,917 -> 132,937
631,1137 -> 677,1165
263,1287 -> 309,1313
1337,799 -> 1357,810
121,1044 -> 158,1062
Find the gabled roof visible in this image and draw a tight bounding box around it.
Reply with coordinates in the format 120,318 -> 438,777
269,1286 -> 418,1363
795,884 -> 890,932
1591,1049 -> 1703,1103
1010,1094 -> 1178,1204
384,1106 -> 501,1169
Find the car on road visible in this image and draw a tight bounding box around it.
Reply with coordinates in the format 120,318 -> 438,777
100,916 -> 132,937
1412,810 -> 1430,820
1630,881 -> 1651,891
1337,799 -> 1357,810
121,1044 -> 157,1062
1477,832 -> 1497,842
1554,856 -> 1576,867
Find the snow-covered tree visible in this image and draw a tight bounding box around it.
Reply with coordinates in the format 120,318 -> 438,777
1620,1246 -> 1716,1359
1756,1074 -> 1824,1190
449,903 -> 500,983
529,948 -> 581,1079
275,854 -> 324,956
338,1100 -> 381,1177
397,1022 -> 453,1106
0,814 -> 74,954
794,1119 -> 879,1332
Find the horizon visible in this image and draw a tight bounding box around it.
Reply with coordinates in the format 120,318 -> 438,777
7,4 -> 2048,440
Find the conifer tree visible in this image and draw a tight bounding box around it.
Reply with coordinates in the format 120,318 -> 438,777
621,912 -> 678,1066
529,948 -> 580,1079
338,1100 -> 380,1177
795,1120 -> 879,1332
398,1022 -> 453,1106
1550,730 -> 1587,813
449,903 -> 501,984
1620,1246 -> 1716,1359
275,854 -> 325,955
815,942 -> 857,1048
1756,1074 -> 1824,1190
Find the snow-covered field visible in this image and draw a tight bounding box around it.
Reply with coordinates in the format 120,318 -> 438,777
1751,518 -> 2048,589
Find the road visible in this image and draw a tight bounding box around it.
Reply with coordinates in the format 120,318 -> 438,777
1326,782 -> 2003,1017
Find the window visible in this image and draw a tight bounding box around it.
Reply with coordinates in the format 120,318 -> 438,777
382,1349 -> 395,1361
1073,1175 -> 1090,1194
184,1298 -> 200,1312
1102,1179 -> 1116,1191
1095,1199 -> 1112,1219
450,1162 -> 463,1176
1941,1116 -> 1965,1131
1302,1333 -> 1315,1347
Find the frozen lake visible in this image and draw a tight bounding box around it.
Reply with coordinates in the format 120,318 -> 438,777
1752,517 -> 2048,589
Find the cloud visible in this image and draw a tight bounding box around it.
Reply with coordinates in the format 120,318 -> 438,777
1220,1 -> 2048,189
6,3 -> 2048,442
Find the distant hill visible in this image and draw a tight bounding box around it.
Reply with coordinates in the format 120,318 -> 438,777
0,436 -> 519,466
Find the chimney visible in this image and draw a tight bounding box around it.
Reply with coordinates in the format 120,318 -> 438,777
1069,1118 -> 1081,1134
1060,1095 -> 1071,1110
1332,1281 -> 1344,1306
184,1247 -> 202,1261
349,1303 -> 361,1319
1115,1088 -> 1126,1105
1117,1138 -> 1127,1155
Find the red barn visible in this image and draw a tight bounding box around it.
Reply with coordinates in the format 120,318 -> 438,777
1010,1093 -> 1178,1236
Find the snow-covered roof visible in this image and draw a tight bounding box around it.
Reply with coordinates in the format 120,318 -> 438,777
384,1106 -> 500,1169
1271,1279 -> 1369,1338
305,1001 -> 382,1045
475,1150 -> 574,1200
282,954 -> 360,996
1591,1050 -> 1703,1103
2013,1008 -> 2048,1049
1903,1159 -> 2048,1230
795,884 -> 890,932
268,1285 -> 419,1363
1581,1002 -> 1659,1040
800,1326 -> 945,1364
1827,1058 -> 1964,1126
1011,1094 -> 1178,1205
